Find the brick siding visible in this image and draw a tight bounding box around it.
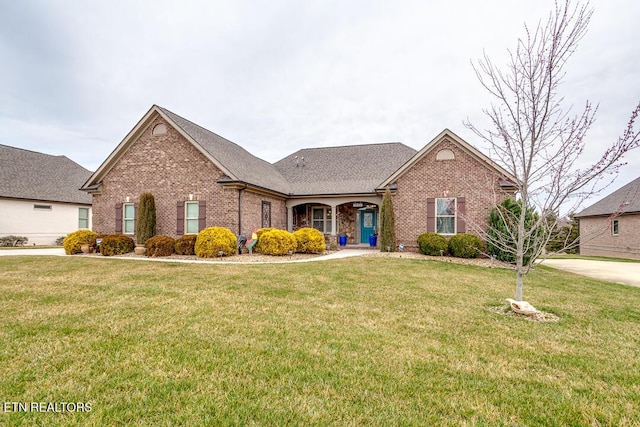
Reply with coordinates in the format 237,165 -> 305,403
579,214 -> 640,259
392,138 -> 509,251
92,116 -> 272,239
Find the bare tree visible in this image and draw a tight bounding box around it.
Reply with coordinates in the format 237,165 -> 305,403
465,0 -> 640,301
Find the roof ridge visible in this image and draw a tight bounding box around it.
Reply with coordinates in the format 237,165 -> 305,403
0,144 -> 65,158
293,141 -> 409,151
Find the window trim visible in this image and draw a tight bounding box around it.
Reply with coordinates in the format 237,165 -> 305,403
123,203 -> 135,235
435,197 -> 457,235
262,201 -> 272,228
312,206 -> 332,234
612,219 -> 619,236
78,207 -> 89,229
185,201 -> 199,235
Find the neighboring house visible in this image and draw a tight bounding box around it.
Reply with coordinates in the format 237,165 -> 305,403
575,176 -> 640,260
0,145 -> 93,245
82,105 -> 516,250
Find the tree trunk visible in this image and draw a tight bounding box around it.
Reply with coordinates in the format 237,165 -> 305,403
515,266 -> 524,301
515,200 -> 527,301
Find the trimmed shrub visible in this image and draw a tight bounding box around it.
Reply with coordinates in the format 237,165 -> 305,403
417,232 -> 449,256
100,234 -> 135,256
448,234 -> 483,258
175,235 -> 197,255
293,227 -> 326,254
145,235 -> 175,257
380,188 -> 396,252
258,229 -> 297,256
136,192 -> 156,244
254,227 -> 275,253
63,230 -> 98,255
195,227 -> 237,257
0,235 -> 28,247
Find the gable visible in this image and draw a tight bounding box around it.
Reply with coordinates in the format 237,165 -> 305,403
378,129 -> 516,190
83,105 -> 291,196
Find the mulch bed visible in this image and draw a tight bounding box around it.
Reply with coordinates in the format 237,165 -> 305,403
486,305 -> 560,322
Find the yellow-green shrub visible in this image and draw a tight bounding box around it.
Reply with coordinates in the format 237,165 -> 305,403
195,227 -> 237,257
258,229 -> 297,256
175,235 -> 197,255
100,234 -> 135,256
293,227 -> 326,253
254,227 -> 274,253
145,235 -> 175,257
63,230 -> 98,255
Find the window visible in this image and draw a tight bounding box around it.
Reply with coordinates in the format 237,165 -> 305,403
185,202 -> 199,234
123,203 -> 135,234
612,219 -> 619,236
34,204 -> 52,210
262,201 -> 272,228
78,208 -> 89,229
436,149 -> 455,161
436,198 -> 456,234
312,207 -> 332,234
152,123 -> 167,135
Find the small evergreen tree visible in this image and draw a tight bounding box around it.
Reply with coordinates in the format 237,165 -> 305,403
546,213 -> 580,254
380,188 -> 396,252
136,192 -> 156,244
487,198 -> 539,264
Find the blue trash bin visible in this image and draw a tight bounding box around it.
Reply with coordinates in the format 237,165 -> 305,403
369,235 -> 377,247
339,235 -> 347,246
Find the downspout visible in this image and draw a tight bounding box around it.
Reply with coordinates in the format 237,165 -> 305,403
238,186 -> 245,235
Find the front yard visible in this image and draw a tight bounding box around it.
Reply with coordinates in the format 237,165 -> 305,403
1,256 -> 638,426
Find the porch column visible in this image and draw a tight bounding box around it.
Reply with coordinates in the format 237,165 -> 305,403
287,206 -> 293,232
330,204 -> 337,237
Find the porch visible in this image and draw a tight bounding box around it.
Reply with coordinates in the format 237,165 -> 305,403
286,196 -> 382,245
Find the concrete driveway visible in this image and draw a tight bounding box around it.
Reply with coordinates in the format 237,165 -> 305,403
543,258 -> 640,287
0,248 -> 66,256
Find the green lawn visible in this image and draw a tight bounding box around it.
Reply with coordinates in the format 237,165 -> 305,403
1,256 -> 639,426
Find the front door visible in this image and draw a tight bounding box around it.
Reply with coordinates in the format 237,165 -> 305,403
360,210 -> 376,243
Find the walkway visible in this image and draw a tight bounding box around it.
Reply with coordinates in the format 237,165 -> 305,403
0,248 -> 373,264
543,258 -> 640,288
0,248 -> 66,256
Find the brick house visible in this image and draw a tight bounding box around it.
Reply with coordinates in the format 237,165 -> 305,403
82,105 -> 515,249
575,176 -> 640,260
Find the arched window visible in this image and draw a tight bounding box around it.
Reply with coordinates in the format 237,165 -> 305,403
152,123 -> 167,135
436,149 -> 455,161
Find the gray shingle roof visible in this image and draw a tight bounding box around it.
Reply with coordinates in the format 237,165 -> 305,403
157,107 -> 291,195
575,176 -> 640,217
274,143 -> 417,195
0,144 -> 92,204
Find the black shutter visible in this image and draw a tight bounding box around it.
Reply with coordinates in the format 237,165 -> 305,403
198,200 -> 207,231
427,198 -> 435,232
115,203 -> 123,233
456,197 -> 466,233
177,201 -> 185,235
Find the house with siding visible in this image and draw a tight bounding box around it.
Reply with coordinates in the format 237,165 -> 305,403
575,176 -> 640,260
0,145 -> 92,245
82,105 -> 516,249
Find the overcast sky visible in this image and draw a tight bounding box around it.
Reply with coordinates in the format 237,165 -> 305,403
1,0 -> 638,207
